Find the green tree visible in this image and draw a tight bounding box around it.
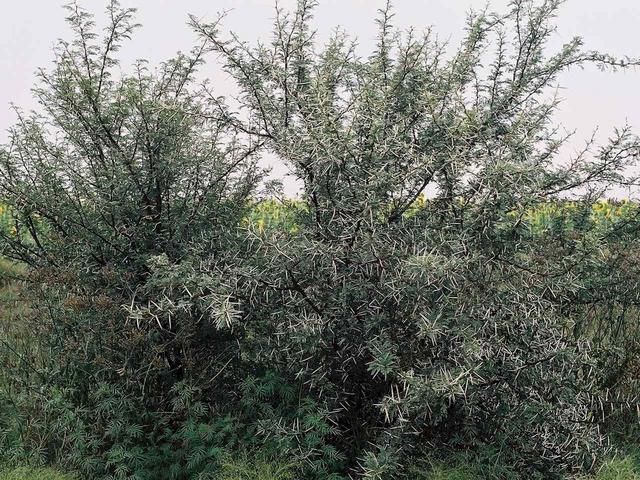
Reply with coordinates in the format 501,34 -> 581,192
0,1 -> 265,477
190,0 -> 640,476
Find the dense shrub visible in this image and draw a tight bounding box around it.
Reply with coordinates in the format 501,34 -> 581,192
0,1 -> 639,479
0,1 -> 265,477
189,0 -> 640,476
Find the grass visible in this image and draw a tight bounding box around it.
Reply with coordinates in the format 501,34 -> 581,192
0,458 -> 294,480
587,453 -> 640,480
0,466 -> 75,480
407,451 -> 640,480
217,455 -> 296,480
0,257 -> 27,320
0,257 -> 36,394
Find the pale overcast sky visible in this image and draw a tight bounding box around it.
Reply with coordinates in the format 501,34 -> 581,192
1,0 -> 639,195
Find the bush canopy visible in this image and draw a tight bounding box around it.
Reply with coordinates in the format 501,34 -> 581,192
1,1 -> 640,479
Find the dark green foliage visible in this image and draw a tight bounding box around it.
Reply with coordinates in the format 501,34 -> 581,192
239,373 -> 344,477
1,1 -> 640,479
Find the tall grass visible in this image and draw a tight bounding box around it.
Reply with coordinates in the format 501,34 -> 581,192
0,466 -> 75,480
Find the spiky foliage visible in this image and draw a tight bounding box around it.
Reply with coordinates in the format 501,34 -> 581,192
0,2 -> 261,273
0,1 -> 264,478
189,0 -> 640,477
1,1 -> 640,479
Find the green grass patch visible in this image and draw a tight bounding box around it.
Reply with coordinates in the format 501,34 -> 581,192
217,455 -> 296,480
587,453 -> 640,480
0,466 -> 75,480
